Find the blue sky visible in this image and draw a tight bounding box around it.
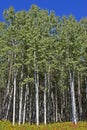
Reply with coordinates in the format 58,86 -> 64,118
0,0 -> 87,21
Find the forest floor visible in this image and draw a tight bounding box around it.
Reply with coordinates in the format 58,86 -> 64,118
0,121 -> 87,130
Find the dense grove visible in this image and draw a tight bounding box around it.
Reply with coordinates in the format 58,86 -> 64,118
0,5 -> 87,126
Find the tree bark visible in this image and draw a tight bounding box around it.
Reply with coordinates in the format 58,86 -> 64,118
19,66 -> 23,125
61,90 -> 65,121
47,66 -> 50,123
18,86 -> 23,125
23,83 -> 29,124
70,70 -> 77,124
29,94 -> 32,124
13,71 -> 17,125
34,51 -> 39,126
44,73 -> 47,125
78,72 -> 82,120
5,87 -> 13,120
35,71 -> 39,126
85,77 -> 87,99
55,90 -> 58,122
2,56 -> 12,111
51,91 -> 55,122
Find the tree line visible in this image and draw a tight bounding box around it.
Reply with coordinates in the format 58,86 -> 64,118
0,5 -> 87,126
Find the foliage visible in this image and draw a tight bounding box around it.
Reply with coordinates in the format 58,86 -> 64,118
0,4 -> 87,125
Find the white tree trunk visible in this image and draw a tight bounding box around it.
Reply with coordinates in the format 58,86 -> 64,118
35,71 -> 39,126
13,71 -> 17,125
23,84 -> 29,125
19,86 -> 23,125
61,91 -> 65,121
44,73 -> 47,125
2,57 -> 12,109
78,72 -> 82,120
19,67 -> 23,125
29,95 -> 32,124
34,51 -> 39,126
51,91 -> 55,122
47,66 -> 50,123
55,90 -> 58,122
70,70 -> 77,124
5,87 -> 13,119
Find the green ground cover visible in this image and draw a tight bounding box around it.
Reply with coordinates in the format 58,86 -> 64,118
0,121 -> 87,130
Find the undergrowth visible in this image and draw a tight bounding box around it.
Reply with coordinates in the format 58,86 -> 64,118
0,121 -> 87,130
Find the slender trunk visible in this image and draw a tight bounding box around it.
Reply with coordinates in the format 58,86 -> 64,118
47,66 -> 50,123
19,87 -> 23,125
23,84 -> 29,125
55,90 -> 58,122
78,72 -> 82,120
13,71 -> 17,125
44,73 -> 47,125
61,91 -> 65,121
70,70 -> 77,124
29,94 -> 32,124
19,67 -> 23,125
65,91 -> 68,121
51,91 -> 55,122
2,57 -> 12,109
34,51 -> 39,126
85,77 -> 87,99
5,87 -> 13,120
35,71 -> 39,126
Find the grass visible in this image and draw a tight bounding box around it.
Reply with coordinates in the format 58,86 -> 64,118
0,121 -> 87,130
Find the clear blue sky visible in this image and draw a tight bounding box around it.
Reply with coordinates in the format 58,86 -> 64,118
0,0 -> 87,21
